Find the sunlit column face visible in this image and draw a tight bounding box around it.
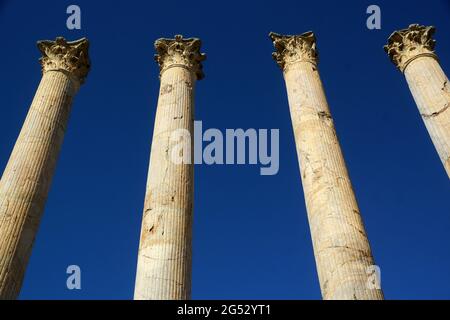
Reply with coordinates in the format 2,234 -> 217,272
0,37 -> 90,300
134,35 -> 205,300
270,31 -> 383,300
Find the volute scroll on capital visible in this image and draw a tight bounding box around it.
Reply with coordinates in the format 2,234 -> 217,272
37,37 -> 91,84
154,35 -> 206,80
269,31 -> 319,71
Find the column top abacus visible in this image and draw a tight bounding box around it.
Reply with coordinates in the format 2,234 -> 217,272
384,24 -> 438,72
38,37 -> 91,84
154,35 -> 206,80
269,31 -> 319,71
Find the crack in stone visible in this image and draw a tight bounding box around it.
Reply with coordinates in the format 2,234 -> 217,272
442,80 -> 449,93
421,103 -> 449,118
142,254 -> 180,262
318,245 -> 370,258
318,111 -> 332,120
147,275 -> 184,287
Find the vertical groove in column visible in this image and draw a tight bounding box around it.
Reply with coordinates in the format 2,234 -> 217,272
0,37 -> 90,300
287,64 -> 382,299
134,35 -> 204,300
0,72 -> 75,299
135,67 -> 194,300
270,32 -> 383,300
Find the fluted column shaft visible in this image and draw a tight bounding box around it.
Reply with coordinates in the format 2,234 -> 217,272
406,58 -> 450,175
0,37 -> 90,299
385,24 -> 450,178
134,35 -> 205,300
270,32 -> 383,300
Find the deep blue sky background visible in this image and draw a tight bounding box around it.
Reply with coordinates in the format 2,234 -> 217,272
0,0 -> 449,299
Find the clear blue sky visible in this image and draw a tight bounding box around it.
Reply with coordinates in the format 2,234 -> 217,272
0,0 -> 449,299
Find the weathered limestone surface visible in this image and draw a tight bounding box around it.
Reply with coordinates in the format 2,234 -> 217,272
0,37 -> 90,299
385,24 -> 450,178
134,35 -> 205,300
270,32 -> 383,300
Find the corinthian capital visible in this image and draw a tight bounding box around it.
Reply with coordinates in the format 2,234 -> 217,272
37,37 -> 90,84
154,35 -> 206,80
269,31 -> 318,71
384,24 -> 437,72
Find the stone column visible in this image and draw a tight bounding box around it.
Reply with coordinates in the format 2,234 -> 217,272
269,32 -> 383,300
134,35 -> 205,300
0,37 -> 90,299
385,24 -> 450,178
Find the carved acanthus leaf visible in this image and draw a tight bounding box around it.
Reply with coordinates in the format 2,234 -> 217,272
384,24 -> 437,72
37,37 -> 91,83
154,35 -> 206,80
269,31 -> 318,70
